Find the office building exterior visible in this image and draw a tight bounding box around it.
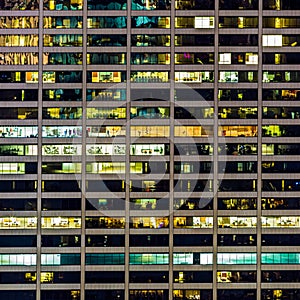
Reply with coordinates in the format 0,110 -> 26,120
0,0 -> 300,299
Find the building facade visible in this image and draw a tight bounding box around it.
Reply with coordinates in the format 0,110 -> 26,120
0,0 -> 300,299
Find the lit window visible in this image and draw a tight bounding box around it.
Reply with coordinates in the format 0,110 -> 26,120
129,253 -> 169,265
26,72 -> 39,83
262,253 -> 300,264
217,253 -> 257,265
195,17 -> 214,29
219,53 -> 231,64
245,53 -> 258,64
263,35 -> 282,47
42,145 -> 82,155
91,72 -> 124,83
131,126 -> 170,137
175,71 -> 213,83
86,162 -> 126,174
0,254 -> 36,266
173,253 -> 193,265
219,71 -> 238,83
86,144 -> 125,155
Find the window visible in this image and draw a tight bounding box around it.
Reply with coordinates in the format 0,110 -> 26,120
43,34 -> 83,47
0,35 -> 38,47
86,217 -> 125,229
42,235 -> 80,247
173,271 -> 212,283
218,234 -> 256,246
0,163 -> 26,174
195,17 -> 215,28
219,71 -> 238,82
130,217 -> 169,228
218,198 -> 257,210
175,71 -> 213,82
262,216 -> 300,227
43,107 -> 82,119
129,235 -> 169,247
129,253 -> 169,265
174,198 -> 213,210
87,126 -> 125,138
44,0 -> 83,10
130,290 -> 167,300
0,53 -> 38,65
263,35 -> 282,46
219,125 -> 257,137
42,145 -> 81,156
0,217 -> 37,229
87,144 -> 125,155
220,0 -> 258,9
131,71 -> 169,83
217,253 -> 257,265
218,107 -> 258,119
86,271 -> 124,283
0,254 -> 36,266
89,71 -> 125,83
131,53 -> 170,65
175,35 -> 214,46
44,16 -> 82,29
218,217 -> 257,228
88,35 -> 127,47
173,253 -> 213,265
43,89 -> 82,101
219,53 -> 231,64
132,17 -> 170,28
86,198 -> 125,211
0,126 -> 38,138
42,126 -> 82,138
132,0 -> 170,10
261,253 -> 300,264
0,17 -> 38,28
42,71 -> 82,83
86,107 -> 126,119
131,126 -> 170,137
174,217 -> 213,228
86,163 -> 126,174
87,53 -> 126,65
246,53 -> 258,64
130,144 -> 168,156
219,17 -> 258,28
86,254 -> 125,265
41,217 -> 81,229
88,0 -> 126,10
86,235 -> 125,247
44,53 -> 82,65
41,254 -> 80,265
175,126 -> 213,137
87,89 -> 126,101
132,35 -> 170,46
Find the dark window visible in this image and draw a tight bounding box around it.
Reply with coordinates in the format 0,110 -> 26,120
130,235 -> 169,247
174,234 -> 213,246
130,271 -> 168,283
42,235 -> 80,247
0,291 -> 35,300
86,290 -> 124,300
86,235 -> 125,247
0,235 -> 36,247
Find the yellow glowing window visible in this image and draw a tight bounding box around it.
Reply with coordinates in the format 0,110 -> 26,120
131,126 -> 170,137
245,53 -> 258,64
